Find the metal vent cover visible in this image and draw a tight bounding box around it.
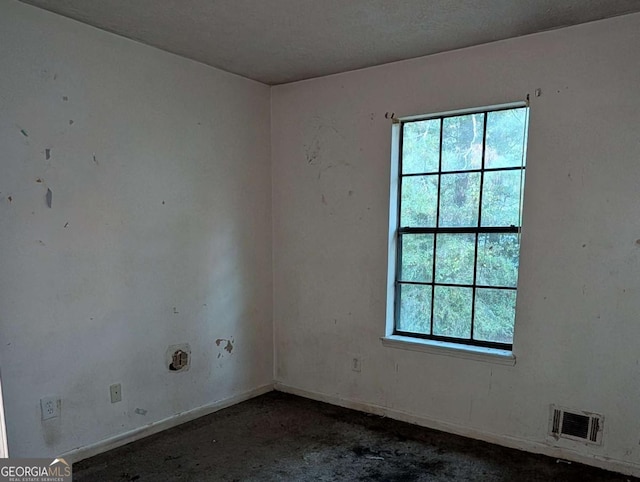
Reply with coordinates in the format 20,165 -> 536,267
550,405 -> 603,445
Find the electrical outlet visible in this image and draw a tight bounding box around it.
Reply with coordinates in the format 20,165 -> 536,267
40,396 -> 60,420
352,356 -> 362,372
110,383 -> 122,403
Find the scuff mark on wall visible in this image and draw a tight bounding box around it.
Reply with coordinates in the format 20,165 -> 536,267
20,128 -> 28,137
92,154 -> 98,166
45,149 -> 51,161
134,408 -> 147,416
45,188 -> 52,208
305,138 -> 320,164
303,117 -> 342,166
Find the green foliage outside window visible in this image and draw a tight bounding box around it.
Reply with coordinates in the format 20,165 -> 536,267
396,107 -> 528,347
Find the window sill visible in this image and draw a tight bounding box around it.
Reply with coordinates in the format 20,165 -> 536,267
380,335 -> 516,366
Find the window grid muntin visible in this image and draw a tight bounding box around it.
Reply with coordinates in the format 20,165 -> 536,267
395,106 -> 527,350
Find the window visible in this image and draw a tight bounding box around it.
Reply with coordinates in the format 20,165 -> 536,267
391,104 -> 529,350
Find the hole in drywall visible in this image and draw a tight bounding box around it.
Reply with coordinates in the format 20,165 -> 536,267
166,343 -> 191,372
170,350 -> 189,371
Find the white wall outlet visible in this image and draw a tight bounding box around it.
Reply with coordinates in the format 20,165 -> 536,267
40,396 -> 60,420
351,356 -> 362,372
110,383 -> 122,403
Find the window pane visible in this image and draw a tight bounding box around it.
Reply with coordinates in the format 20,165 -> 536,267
439,173 -> 480,227
435,233 -> 476,285
473,288 -> 516,344
486,108 -> 528,169
477,233 -> 520,288
401,175 -> 438,227
400,234 -> 434,283
402,119 -> 440,174
433,286 -> 472,338
442,113 -> 485,172
398,283 -> 432,334
481,170 -> 523,227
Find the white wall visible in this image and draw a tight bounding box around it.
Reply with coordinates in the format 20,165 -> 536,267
272,13 -> 640,475
0,0 -> 272,458
3,0 -> 640,474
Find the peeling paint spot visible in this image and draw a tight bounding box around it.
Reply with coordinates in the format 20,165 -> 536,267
20,129 -> 28,137
36,178 -> 43,183
215,338 -> 234,353
93,154 -> 98,165
173,307 -> 179,314
62,96 -> 68,101
37,240 -> 45,246
69,120 -> 74,125
45,149 -> 51,160
64,222 -> 69,228
162,201 -> 165,205
46,188 -> 52,208
134,408 -> 147,416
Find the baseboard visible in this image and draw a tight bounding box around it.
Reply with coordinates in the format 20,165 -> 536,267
274,382 -> 640,478
61,383 -> 274,464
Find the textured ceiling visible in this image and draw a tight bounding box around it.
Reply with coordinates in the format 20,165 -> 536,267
19,0 -> 640,85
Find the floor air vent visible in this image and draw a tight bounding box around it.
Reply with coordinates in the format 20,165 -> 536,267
550,406 -> 603,445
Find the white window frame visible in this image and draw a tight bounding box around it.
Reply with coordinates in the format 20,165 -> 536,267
383,101 -> 529,364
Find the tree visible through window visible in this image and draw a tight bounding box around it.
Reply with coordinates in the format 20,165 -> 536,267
394,105 -> 529,349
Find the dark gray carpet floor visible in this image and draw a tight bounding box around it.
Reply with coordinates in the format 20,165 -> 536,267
73,391 -> 636,481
